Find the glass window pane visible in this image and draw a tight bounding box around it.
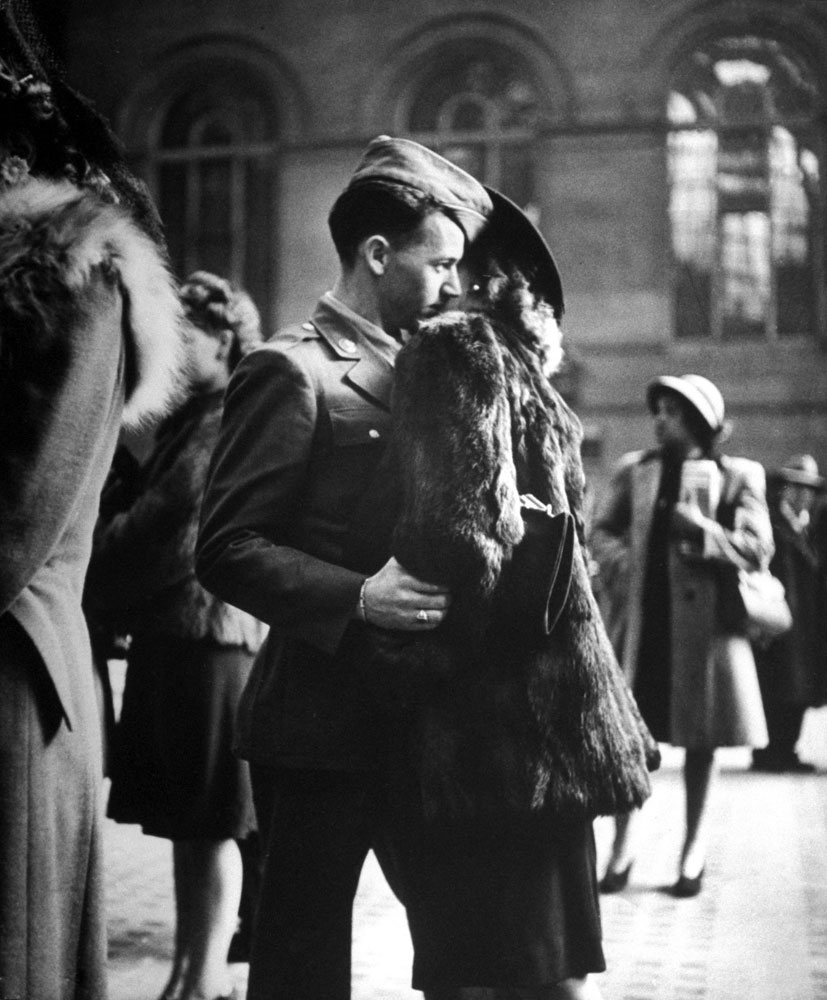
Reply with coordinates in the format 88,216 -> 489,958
668,128 -> 717,268
499,144 -> 534,208
199,119 -> 235,147
152,68 -> 278,322
720,211 -> 771,339
244,157 -> 273,329
159,162 -> 187,277
450,99 -> 486,131
772,130 -> 818,337
408,46 -> 538,133
672,36 -> 819,126
439,143 -> 486,183
675,265 -> 712,339
718,127 -> 769,212
669,35 -> 821,339
771,127 -> 810,264
197,159 -> 234,277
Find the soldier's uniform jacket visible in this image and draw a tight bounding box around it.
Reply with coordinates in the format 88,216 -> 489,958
196,293 -> 394,768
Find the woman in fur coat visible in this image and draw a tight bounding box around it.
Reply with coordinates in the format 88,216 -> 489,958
0,15 -> 184,1000
590,375 -> 771,898
350,191 -> 658,1000
86,272 -> 267,1000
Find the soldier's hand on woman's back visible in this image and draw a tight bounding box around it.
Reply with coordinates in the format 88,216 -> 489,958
361,557 -> 451,630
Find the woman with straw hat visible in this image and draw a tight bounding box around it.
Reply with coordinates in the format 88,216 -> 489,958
591,374 -> 771,897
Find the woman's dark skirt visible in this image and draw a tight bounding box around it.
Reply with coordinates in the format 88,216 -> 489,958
377,781 -> 606,990
108,632 -> 257,841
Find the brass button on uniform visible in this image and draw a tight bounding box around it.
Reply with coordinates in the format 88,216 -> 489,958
301,321 -> 314,331
339,338 -> 357,354
369,429 -> 380,439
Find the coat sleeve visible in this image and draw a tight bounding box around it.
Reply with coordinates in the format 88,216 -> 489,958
0,275 -> 124,616
588,453 -> 638,655
700,458 -> 774,571
87,406 -> 219,611
589,452 -> 638,584
390,319 -> 523,597
195,347 -> 363,655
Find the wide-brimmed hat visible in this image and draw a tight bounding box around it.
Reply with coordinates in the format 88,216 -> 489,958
347,135 -> 492,240
0,0 -> 164,243
472,187 -> 564,319
776,454 -> 824,489
646,374 -> 726,434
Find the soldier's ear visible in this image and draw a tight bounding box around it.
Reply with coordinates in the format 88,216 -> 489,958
363,235 -> 391,276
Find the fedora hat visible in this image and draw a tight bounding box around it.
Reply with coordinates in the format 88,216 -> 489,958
347,135 -> 492,240
776,454 -> 824,489
647,374 -> 726,435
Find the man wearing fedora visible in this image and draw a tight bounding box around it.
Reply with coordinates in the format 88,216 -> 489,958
196,136 -> 491,999
752,454 -> 826,773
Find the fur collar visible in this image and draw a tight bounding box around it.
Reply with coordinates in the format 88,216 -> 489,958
0,177 -> 185,427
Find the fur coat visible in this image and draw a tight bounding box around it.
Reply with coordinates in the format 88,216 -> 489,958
350,308 -> 659,820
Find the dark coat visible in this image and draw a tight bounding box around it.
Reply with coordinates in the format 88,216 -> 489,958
0,178 -> 183,999
87,390 -> 265,652
758,502 -> 827,707
348,311 -> 658,820
196,295 -> 394,768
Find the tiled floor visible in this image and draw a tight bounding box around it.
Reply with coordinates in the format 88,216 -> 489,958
106,708 -> 827,1000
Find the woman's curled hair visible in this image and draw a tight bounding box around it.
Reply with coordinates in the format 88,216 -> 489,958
179,270 -> 262,371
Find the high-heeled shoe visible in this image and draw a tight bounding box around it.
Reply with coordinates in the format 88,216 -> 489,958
672,865 -> 705,898
598,860 -> 633,894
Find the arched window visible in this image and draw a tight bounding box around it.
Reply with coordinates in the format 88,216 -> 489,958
667,35 -> 822,340
404,43 -> 541,216
145,70 -> 279,322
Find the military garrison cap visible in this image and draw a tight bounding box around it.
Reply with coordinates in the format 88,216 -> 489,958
347,135 -> 492,240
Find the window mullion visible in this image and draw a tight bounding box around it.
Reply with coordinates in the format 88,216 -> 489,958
185,159 -> 201,278
231,155 -> 246,282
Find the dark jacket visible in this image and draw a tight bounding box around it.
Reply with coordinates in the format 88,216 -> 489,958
87,390 -> 265,652
196,295 -> 394,768
759,500 -> 827,707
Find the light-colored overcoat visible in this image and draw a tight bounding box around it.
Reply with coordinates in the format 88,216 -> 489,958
0,178 -> 183,1000
591,448 -> 771,749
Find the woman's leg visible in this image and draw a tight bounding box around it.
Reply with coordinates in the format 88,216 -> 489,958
179,837 -> 243,1000
602,809 -> 640,877
681,748 -> 716,878
159,842 -> 194,1000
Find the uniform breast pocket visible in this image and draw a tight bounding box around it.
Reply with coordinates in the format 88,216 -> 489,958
329,408 -> 390,448
316,407 -> 392,520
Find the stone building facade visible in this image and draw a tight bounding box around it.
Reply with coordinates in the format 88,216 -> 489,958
62,0 -> 827,492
